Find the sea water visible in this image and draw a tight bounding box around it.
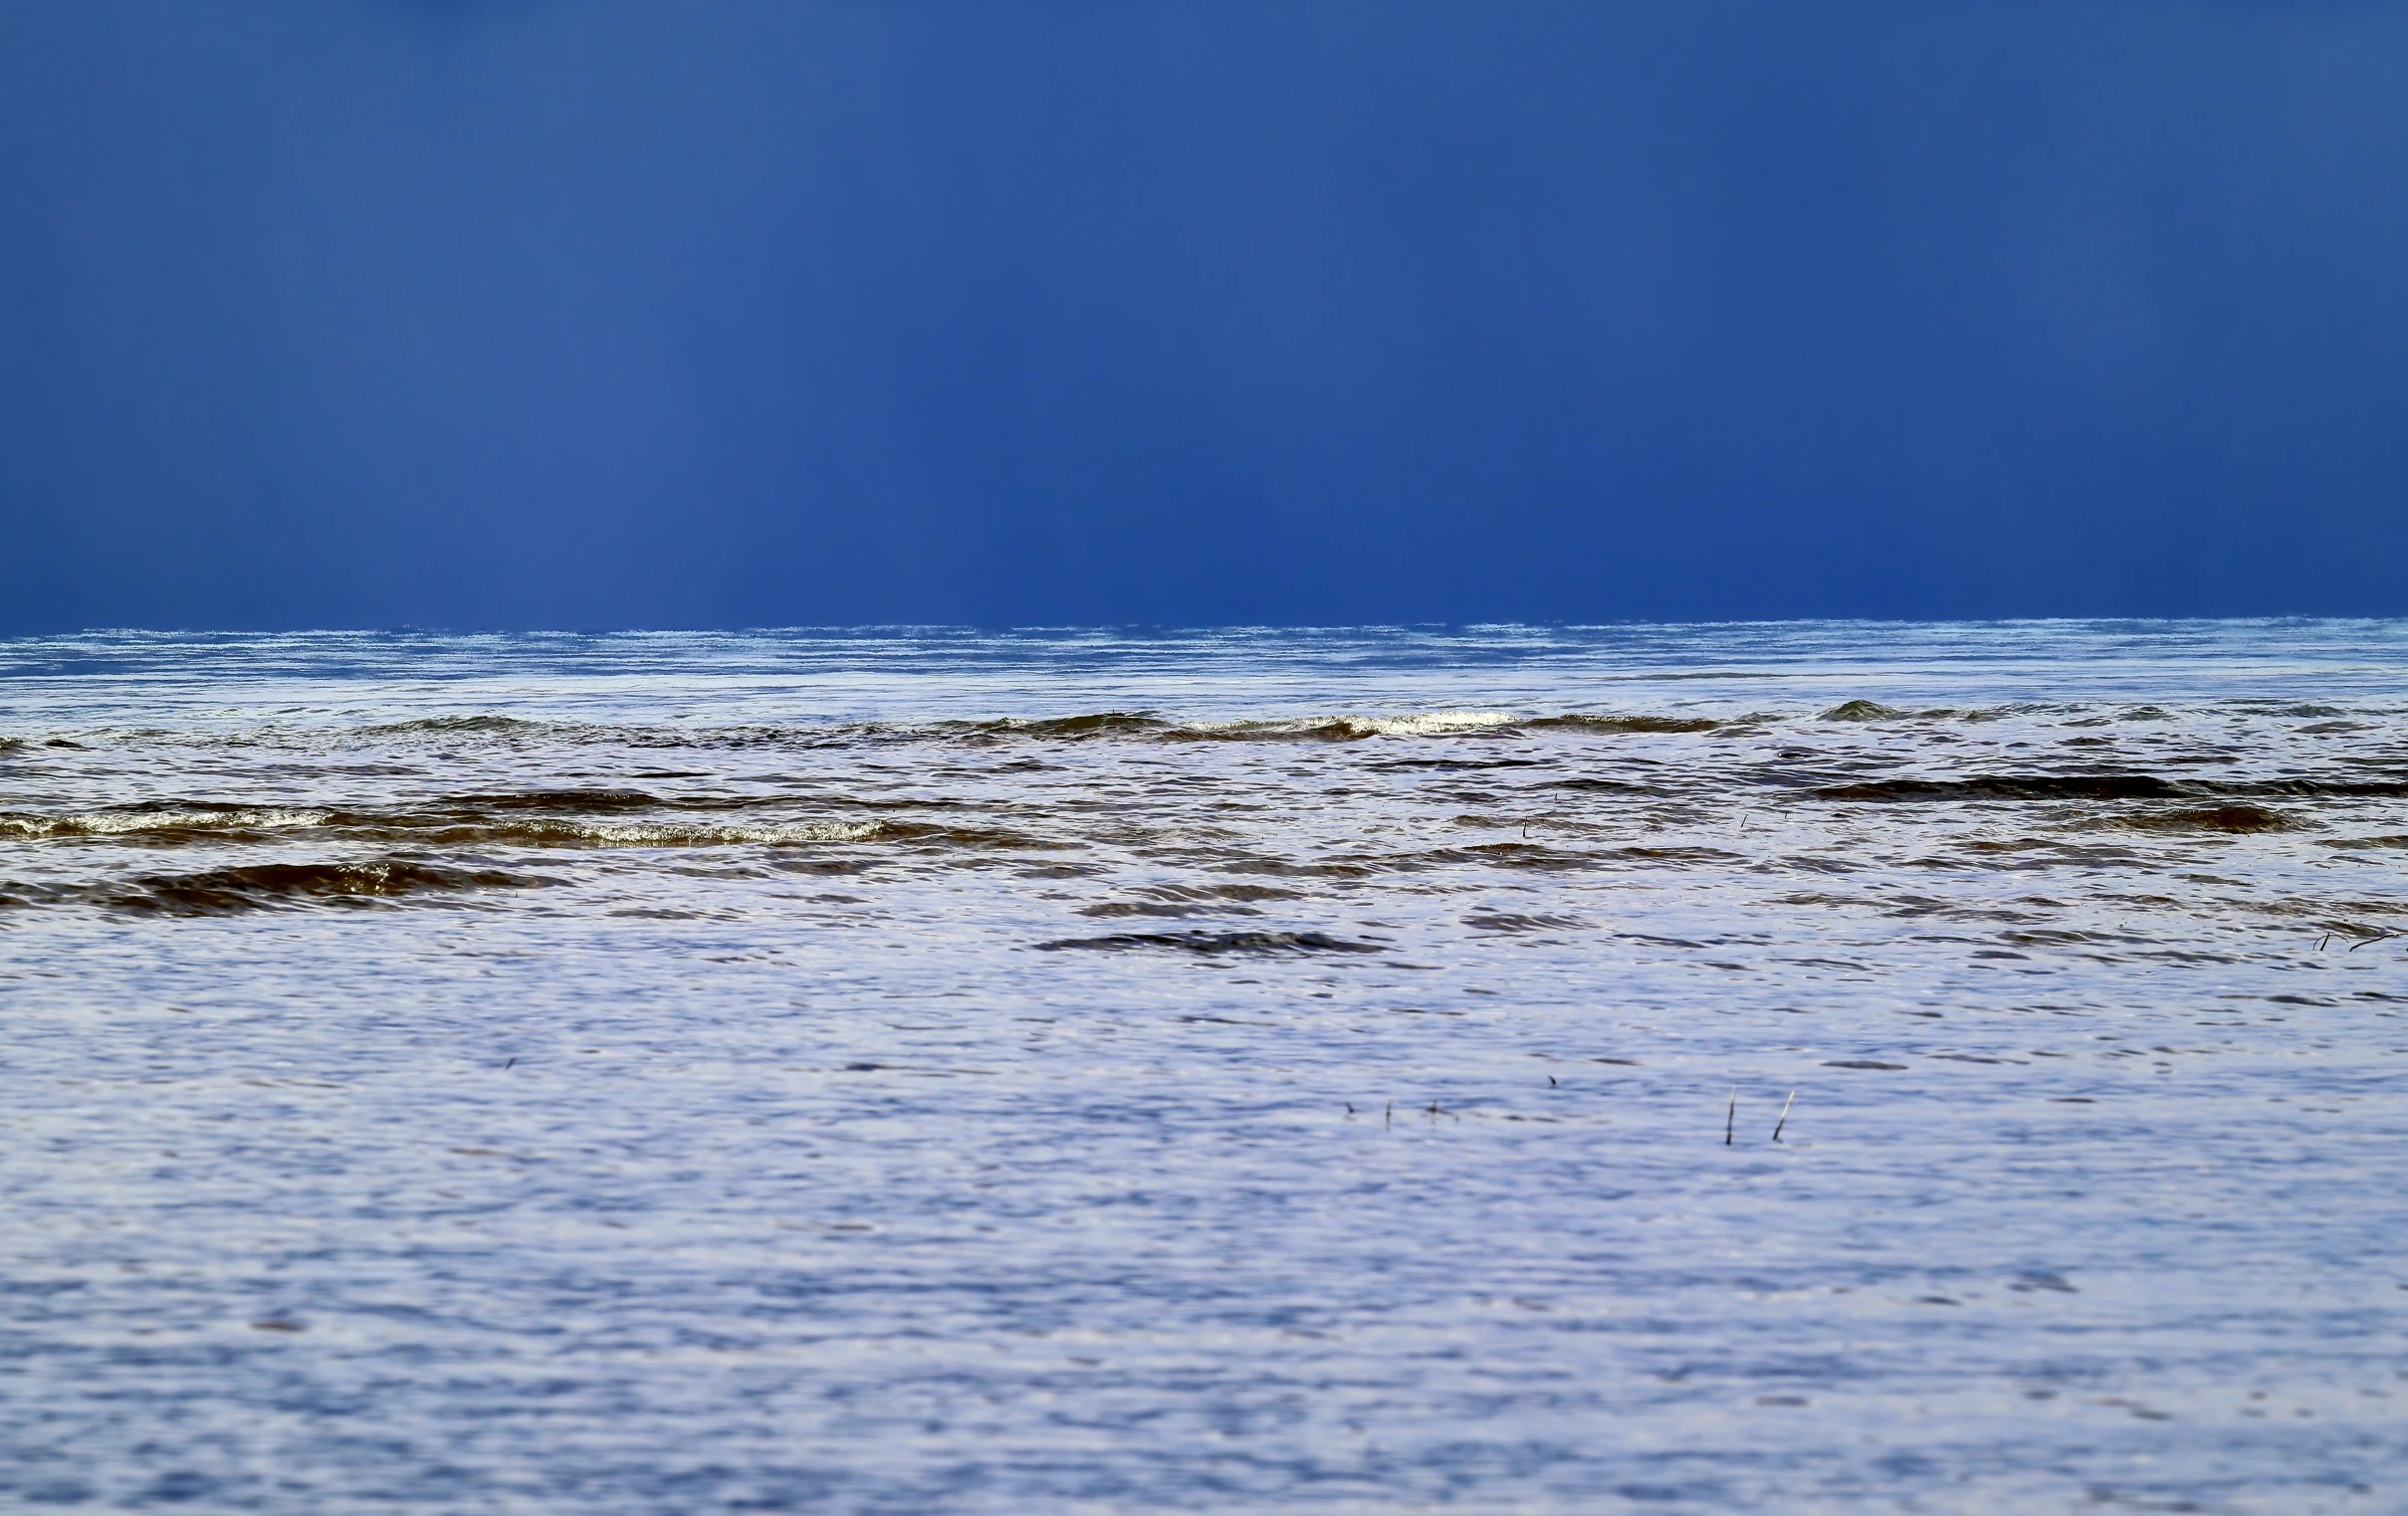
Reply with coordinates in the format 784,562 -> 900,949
1,623 -> 2402,1512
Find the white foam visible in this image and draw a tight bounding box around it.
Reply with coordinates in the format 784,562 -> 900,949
528,820 -> 883,847
1348,709 -> 1521,738
0,808 -> 332,838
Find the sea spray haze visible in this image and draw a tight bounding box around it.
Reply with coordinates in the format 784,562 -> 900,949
1,623 -> 2403,1511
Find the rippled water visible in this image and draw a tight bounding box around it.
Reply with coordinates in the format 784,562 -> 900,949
3,623 -> 2404,1512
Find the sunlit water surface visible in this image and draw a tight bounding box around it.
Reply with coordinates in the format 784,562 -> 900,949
2,623 -> 2404,1512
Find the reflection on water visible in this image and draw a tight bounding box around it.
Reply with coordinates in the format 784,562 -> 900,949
1,624 -> 2403,1511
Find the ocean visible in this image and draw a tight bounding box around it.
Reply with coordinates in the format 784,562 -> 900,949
2,622 -> 2402,1512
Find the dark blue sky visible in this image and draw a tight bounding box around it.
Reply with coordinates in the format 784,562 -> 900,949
3,2 -> 2404,631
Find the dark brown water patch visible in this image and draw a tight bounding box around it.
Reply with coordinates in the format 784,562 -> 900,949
2228,777 -> 2408,798
1034,930 -> 1383,957
443,788 -> 662,812
1169,720 -> 1372,744
1423,842 -> 1607,871
865,822 -> 1072,851
2109,805 -> 2298,834
1528,715 -> 1720,735
950,712 -> 1170,743
89,859 -> 554,916
356,715 -> 547,737
1957,839 -> 2148,869
1820,775 -> 2189,802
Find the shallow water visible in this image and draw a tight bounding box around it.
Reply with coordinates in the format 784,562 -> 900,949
2,622 -> 2404,1512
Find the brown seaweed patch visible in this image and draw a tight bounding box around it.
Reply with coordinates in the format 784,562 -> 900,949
1034,930 -> 1383,956
90,859 -> 554,916
2326,834 -> 2408,850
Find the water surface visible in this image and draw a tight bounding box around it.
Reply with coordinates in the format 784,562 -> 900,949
2,623 -> 2403,1511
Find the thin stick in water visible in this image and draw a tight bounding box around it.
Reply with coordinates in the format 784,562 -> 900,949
1725,1087 -> 1736,1146
1772,1089 -> 1796,1143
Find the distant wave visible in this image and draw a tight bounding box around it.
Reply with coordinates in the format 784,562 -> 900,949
229,708 -> 1744,749
0,858 -> 556,916
1033,929 -> 1384,956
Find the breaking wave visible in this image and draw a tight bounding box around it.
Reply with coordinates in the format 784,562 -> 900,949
0,806 -> 334,840
0,793 -> 886,852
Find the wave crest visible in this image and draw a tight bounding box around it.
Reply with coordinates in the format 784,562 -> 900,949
83,859 -> 554,916
0,807 -> 333,840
